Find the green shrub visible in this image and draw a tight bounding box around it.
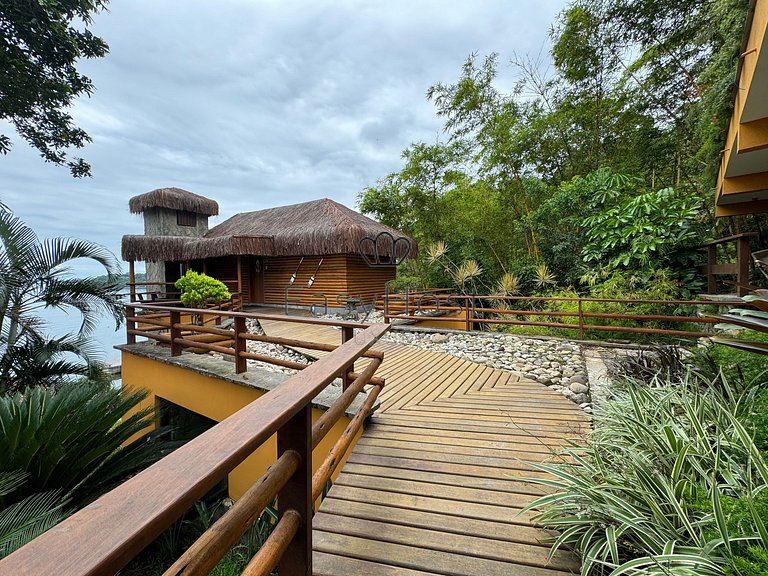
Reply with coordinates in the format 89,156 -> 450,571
697,330 -> 768,387
174,271 -> 230,309
523,377 -> 768,575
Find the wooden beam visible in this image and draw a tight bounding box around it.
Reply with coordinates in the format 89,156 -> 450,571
721,170 -> 768,195
237,256 -> 243,300
128,260 -> 136,303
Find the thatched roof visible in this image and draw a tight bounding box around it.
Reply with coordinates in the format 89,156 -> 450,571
129,187 -> 219,216
122,198 -> 416,262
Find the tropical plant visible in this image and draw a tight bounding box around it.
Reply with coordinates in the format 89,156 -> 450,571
581,186 -> 701,271
174,271 -> 230,309
0,381 -> 174,508
710,290 -> 768,356
423,241 -> 484,295
0,204 -> 123,395
523,377 -> 768,575
0,471 -> 67,559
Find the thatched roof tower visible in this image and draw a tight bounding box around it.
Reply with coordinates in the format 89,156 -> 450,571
129,187 -> 219,216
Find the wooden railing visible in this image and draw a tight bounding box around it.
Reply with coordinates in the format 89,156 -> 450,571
125,303 -> 382,390
0,306 -> 388,576
384,290 -> 746,339
701,232 -> 756,296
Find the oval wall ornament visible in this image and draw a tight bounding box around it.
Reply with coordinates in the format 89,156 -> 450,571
358,232 -> 412,267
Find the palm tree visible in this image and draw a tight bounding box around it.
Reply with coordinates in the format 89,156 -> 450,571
0,202 -> 123,394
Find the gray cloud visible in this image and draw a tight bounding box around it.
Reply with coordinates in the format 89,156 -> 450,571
0,0 -> 565,272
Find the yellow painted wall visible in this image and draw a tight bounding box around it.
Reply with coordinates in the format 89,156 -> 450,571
122,352 -> 361,502
716,0 -> 768,214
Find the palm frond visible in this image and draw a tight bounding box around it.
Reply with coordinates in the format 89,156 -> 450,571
0,489 -> 68,558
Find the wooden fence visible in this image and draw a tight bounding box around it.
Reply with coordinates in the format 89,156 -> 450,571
0,305 -> 388,576
384,290 -> 746,339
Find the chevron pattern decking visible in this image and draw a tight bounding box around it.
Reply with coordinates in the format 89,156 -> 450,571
259,319 -> 586,575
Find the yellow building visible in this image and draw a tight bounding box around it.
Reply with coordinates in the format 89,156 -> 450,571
716,0 -> 768,216
120,341 -> 367,502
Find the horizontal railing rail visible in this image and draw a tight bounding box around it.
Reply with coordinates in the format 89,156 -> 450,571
125,303 -> 382,388
0,316 -> 389,576
384,290 -> 747,339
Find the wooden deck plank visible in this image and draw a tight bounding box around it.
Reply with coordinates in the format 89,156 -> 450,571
313,551 -> 443,576
313,532 -> 573,576
339,462 -> 550,496
314,514 -> 579,573
256,319 -> 584,575
344,451 -> 552,481
333,472 -> 536,508
317,499 -> 555,546
355,436 -> 562,461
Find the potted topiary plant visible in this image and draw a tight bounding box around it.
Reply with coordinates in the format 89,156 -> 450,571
174,271 -> 230,324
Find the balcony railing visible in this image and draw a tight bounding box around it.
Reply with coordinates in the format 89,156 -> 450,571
384,290 -> 746,339
0,306 -> 388,576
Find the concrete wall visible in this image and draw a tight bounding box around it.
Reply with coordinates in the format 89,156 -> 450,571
143,207 -> 209,237
145,261 -> 165,287
121,347 -> 361,502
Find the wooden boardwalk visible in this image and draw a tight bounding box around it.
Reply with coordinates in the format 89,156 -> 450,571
260,318 -> 586,575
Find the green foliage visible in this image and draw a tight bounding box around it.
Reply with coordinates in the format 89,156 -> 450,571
121,499 -> 278,576
499,269 -> 692,341
0,471 -> 67,559
0,381 -> 174,509
174,271 -> 230,309
0,0 -> 110,176
0,204 -> 124,395
582,187 -> 701,271
523,377 -> 768,575
359,0 -> 751,299
695,333 -> 768,389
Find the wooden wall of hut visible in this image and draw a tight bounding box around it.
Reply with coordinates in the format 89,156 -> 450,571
201,254 -> 395,308
345,255 -> 396,304
263,255 -> 395,308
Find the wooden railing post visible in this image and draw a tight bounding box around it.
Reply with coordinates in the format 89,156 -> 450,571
707,244 -> 717,294
578,299 -> 585,340
464,298 -> 471,331
404,287 -> 410,316
128,260 -> 136,303
341,326 -> 354,391
277,405 -> 312,576
170,310 -> 182,356
737,234 -> 751,296
126,305 -> 136,345
234,316 -> 247,374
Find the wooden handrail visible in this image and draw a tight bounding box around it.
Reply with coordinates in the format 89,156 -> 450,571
0,322 -> 389,576
699,232 -> 757,246
127,303 -> 372,329
384,290 -> 752,339
163,451 -> 300,576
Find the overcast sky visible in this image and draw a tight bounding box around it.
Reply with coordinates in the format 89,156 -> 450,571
1,0 -> 566,274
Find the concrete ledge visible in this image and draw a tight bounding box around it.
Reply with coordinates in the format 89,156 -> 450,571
117,342 -> 376,419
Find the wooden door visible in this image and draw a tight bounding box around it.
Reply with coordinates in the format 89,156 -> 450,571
250,257 -> 265,304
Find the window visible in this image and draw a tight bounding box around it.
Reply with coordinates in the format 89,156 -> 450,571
177,210 -> 196,227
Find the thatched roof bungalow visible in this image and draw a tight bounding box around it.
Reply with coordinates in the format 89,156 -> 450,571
122,190 -> 416,309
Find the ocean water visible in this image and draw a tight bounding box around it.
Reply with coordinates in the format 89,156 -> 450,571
39,307 -> 125,365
